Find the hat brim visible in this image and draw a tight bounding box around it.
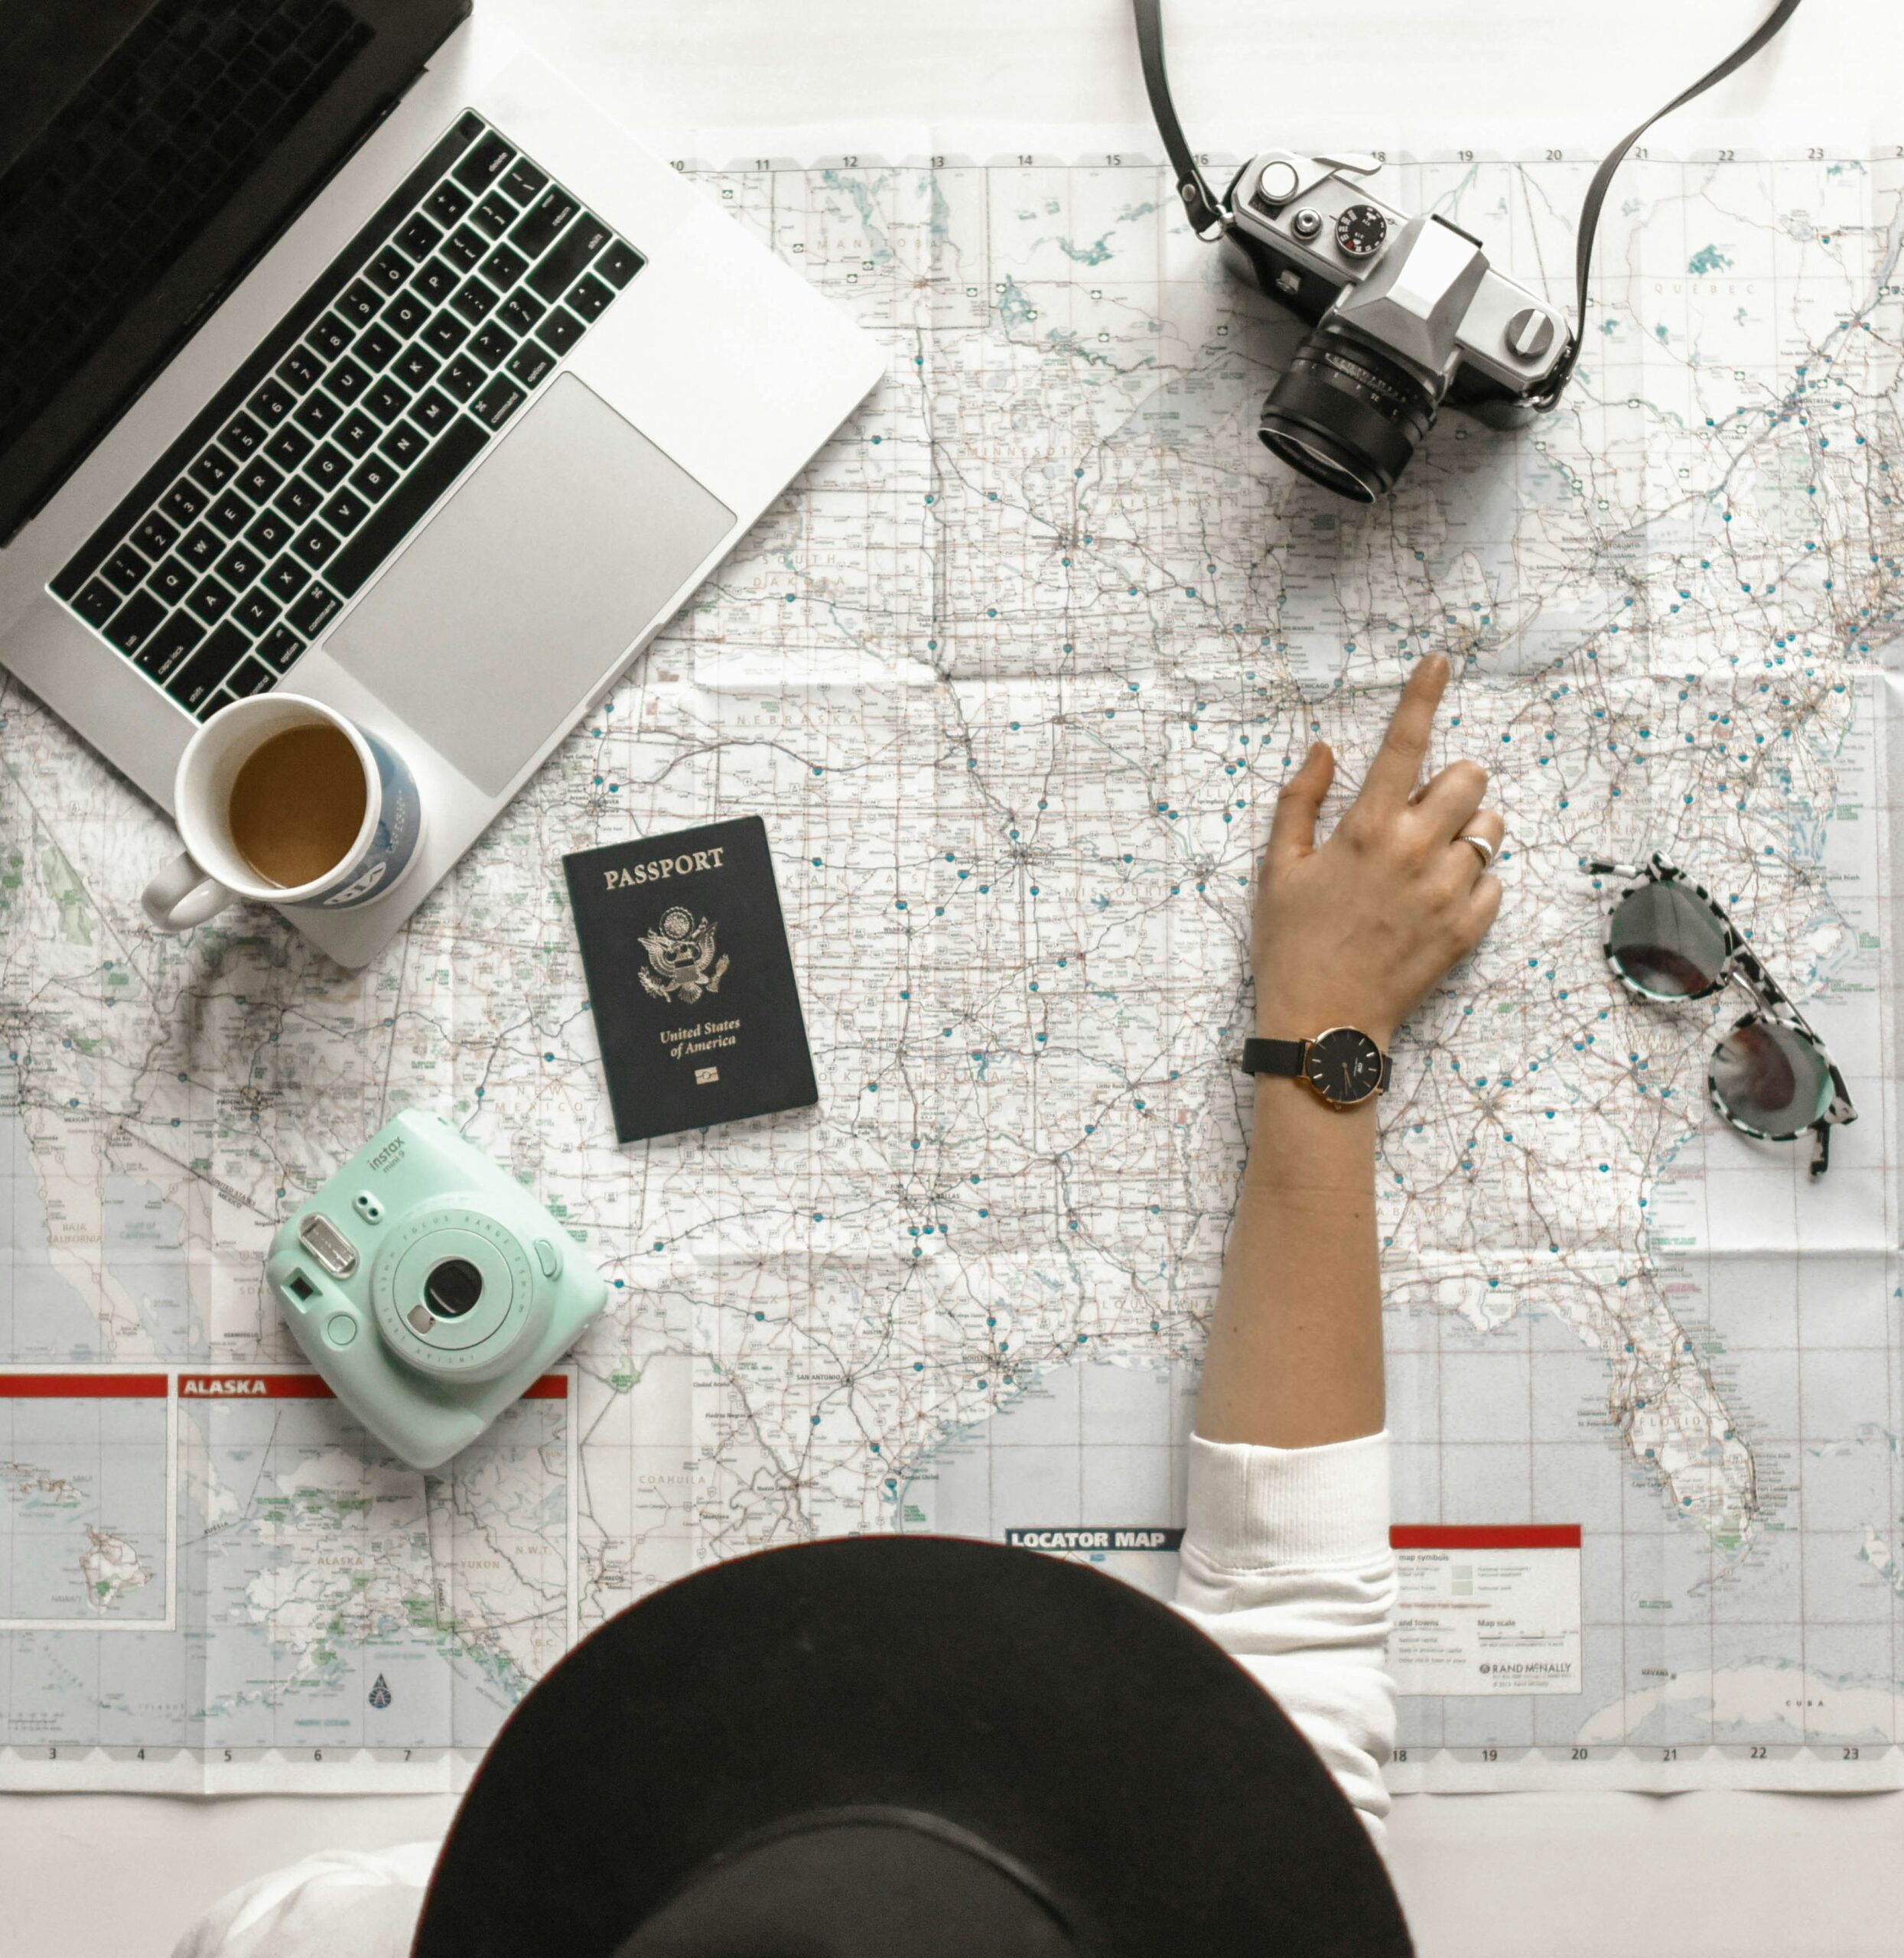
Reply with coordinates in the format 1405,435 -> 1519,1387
415,1534 -> 1410,1956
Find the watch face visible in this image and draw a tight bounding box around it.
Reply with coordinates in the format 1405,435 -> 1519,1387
1304,1027 -> 1382,1105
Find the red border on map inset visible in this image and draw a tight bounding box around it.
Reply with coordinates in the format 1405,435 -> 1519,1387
1391,1524 -> 1581,1550
174,1373 -> 570,1400
0,1374 -> 168,1397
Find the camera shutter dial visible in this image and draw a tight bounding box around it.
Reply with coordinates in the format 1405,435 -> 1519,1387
1333,203 -> 1388,258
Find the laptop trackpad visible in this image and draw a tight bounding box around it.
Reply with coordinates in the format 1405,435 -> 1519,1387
327,373 -> 734,795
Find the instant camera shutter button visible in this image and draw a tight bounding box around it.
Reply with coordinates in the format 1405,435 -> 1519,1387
534,1238 -> 561,1279
1290,207 -> 1323,241
1505,306 -> 1557,361
1255,159 -> 1300,206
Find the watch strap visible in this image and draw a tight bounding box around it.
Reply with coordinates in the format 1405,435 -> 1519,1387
1239,1036 -> 1305,1078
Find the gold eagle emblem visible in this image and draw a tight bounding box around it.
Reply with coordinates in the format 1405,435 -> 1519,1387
638,906 -> 729,1003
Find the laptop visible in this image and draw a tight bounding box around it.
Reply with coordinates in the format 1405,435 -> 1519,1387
0,0 -> 883,967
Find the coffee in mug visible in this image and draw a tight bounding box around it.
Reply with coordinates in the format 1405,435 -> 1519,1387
141,694 -> 424,932
227,724 -> 369,888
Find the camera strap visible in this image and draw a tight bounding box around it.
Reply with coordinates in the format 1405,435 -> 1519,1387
1132,0 -> 1805,397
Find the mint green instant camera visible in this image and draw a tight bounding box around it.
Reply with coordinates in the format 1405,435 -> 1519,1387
265,1111 -> 607,1470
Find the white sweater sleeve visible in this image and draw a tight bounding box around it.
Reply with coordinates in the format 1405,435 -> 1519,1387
168,1842 -> 438,1958
1172,1428 -> 1398,1845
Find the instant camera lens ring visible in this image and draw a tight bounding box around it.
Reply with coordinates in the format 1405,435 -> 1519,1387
1258,326 -> 1439,503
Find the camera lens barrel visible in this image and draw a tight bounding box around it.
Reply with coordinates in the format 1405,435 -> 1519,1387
1258,326 -> 1439,503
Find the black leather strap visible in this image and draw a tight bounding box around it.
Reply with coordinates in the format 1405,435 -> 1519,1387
1131,0 -> 1226,239
1535,0 -> 1802,405
1239,1037 -> 1305,1078
1133,0 -> 1805,408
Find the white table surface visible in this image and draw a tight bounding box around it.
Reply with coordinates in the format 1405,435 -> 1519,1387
7,4 -> 1903,1953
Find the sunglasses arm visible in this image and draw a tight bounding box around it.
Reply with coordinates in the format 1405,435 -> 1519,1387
1809,1121 -> 1831,1177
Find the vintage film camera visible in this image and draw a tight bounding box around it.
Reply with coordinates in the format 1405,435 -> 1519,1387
1132,0 -> 1801,502
265,1111 -> 607,1469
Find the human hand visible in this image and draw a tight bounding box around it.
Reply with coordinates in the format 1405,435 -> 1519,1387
1252,654 -> 1502,1052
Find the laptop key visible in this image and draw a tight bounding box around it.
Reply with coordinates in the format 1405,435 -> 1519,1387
364,379 -> 412,426
509,187 -> 580,262
367,246 -> 412,291
265,424 -> 314,470
103,544 -> 151,594
443,226 -> 487,272
382,292 -> 428,340
178,523 -> 222,568
425,180 -> 472,228
219,411 -> 266,460
73,578 -> 122,629
255,623 -> 306,673
132,609 -> 206,684
216,542 -> 263,588
276,348 -> 321,394
132,512 -> 180,559
412,256 -> 461,305
263,556 -> 311,602
226,657 -> 275,700
537,308 -> 583,355
356,324 -> 402,371
320,489 -> 370,535
166,623 -> 250,713
293,391 -> 343,438
207,491 -> 255,538
162,479 -> 209,525
454,132 -> 515,192
288,584 -> 341,637
333,410 -> 380,459
470,324 -> 516,369
350,455 -> 398,501
248,380 -> 296,427
237,458 -> 286,505
566,274 -> 614,323
307,444 -> 350,490
396,214 -> 444,261
104,588 -> 167,655
473,192 -> 517,239
439,355 -> 484,402
197,691 -> 237,721
234,589 -> 282,636
275,478 -> 322,523
147,556 -> 197,605
328,359 -> 371,403
190,447 -> 237,493
392,344 -> 441,391
451,278 -> 497,327
327,415 -> 489,599
408,386 -> 455,434
424,311 -> 470,356
472,374 -> 526,431
308,313 -> 356,360
500,290 -> 545,336
246,508 -> 295,557
500,158 -> 548,204
480,244 -> 529,291
186,577 -> 235,626
597,240 -> 646,288
378,421 -> 426,469
527,214 -> 612,301
503,334 -> 556,385
339,279 -> 384,326
291,522 -> 340,571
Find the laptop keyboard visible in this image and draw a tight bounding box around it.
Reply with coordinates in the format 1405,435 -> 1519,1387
50,111 -> 644,720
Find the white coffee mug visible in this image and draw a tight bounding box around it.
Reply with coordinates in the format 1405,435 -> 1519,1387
141,694 -> 424,932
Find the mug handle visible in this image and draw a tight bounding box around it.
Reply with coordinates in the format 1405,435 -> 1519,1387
142,851 -> 233,931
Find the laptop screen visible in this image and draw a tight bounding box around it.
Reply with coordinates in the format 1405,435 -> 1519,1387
0,0 -> 470,546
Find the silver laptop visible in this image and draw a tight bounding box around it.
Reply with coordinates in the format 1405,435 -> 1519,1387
0,0 -> 881,967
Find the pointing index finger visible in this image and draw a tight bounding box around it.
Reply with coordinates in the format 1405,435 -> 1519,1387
1361,654 -> 1450,810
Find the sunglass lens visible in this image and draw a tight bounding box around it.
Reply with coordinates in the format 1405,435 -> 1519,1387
1606,882 -> 1729,997
1710,1017 -> 1832,1139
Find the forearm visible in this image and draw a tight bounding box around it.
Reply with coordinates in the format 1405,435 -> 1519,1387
1196,1074 -> 1383,1448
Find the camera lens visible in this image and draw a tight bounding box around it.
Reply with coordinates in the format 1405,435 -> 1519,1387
422,1257 -> 483,1319
1258,324 -> 1440,502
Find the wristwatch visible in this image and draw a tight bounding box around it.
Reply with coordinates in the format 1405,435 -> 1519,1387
1239,1029 -> 1391,1108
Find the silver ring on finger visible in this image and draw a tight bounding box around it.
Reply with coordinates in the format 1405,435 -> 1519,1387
1457,831 -> 1496,870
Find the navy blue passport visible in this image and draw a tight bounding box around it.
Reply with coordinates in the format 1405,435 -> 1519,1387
562,816 -> 818,1143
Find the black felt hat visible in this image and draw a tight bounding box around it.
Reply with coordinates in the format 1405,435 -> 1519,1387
413,1534 -> 1411,1956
